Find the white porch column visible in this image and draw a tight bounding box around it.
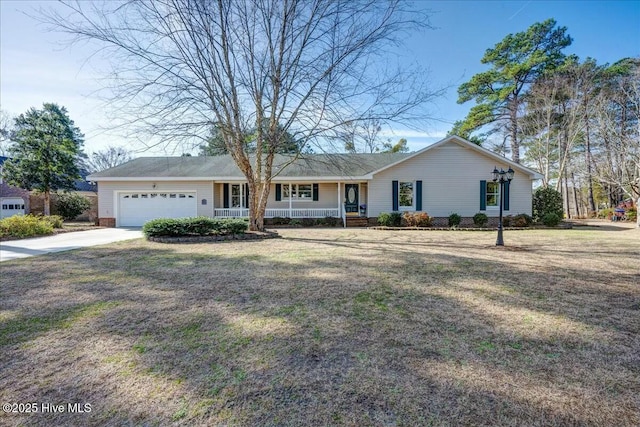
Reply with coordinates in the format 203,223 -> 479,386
338,182 -> 342,218
289,182 -> 292,218
211,182 -> 216,218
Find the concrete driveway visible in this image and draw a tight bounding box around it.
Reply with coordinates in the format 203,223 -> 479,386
0,228 -> 143,262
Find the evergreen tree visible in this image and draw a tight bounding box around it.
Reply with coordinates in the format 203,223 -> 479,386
457,19 -> 572,163
3,103 -> 85,215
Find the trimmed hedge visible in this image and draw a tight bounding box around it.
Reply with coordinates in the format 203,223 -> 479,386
473,212 -> 488,227
448,213 -> 461,227
0,215 -> 55,239
142,217 -> 248,238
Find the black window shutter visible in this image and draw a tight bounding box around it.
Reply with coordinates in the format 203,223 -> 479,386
416,180 -> 423,211
223,183 -> 230,208
503,181 -> 510,211
392,180 -> 399,211
480,180 -> 486,211
312,183 -> 319,201
244,183 -> 249,208
275,184 -> 282,201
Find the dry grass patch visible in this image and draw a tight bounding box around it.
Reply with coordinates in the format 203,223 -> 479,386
1,227 -> 639,426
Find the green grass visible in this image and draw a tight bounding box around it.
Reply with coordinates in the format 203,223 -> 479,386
0,227 -> 639,426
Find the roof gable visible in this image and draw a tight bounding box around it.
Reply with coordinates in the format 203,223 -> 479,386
368,135 -> 542,179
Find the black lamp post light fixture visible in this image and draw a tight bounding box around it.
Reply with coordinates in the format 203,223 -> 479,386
492,166 -> 514,246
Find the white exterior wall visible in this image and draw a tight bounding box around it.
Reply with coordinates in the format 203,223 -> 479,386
97,181 -> 214,220
368,141 -> 534,217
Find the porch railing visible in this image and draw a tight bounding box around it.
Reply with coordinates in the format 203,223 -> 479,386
214,208 -> 340,218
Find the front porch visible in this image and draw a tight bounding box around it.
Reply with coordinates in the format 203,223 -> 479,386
214,208 -> 340,218
213,181 -> 368,222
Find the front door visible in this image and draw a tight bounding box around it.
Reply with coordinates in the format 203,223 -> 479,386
345,184 -> 359,214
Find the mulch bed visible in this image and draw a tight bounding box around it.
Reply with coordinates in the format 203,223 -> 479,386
146,230 -> 280,243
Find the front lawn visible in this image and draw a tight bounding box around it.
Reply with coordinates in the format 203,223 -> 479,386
1,227 -> 638,426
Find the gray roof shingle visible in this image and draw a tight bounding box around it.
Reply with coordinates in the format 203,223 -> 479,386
88,153 -> 412,179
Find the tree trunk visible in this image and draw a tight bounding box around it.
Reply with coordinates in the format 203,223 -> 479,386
248,180 -> 269,232
571,172 -> 581,217
43,190 -> 51,216
563,169 -> 571,219
509,98 -> 520,164
584,118 -> 596,215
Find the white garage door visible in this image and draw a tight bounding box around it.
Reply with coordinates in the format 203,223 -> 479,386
118,192 -> 197,226
1,198 -> 26,219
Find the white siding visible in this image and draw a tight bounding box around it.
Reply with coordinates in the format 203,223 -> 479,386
97,181 -> 214,220
368,141 -> 534,217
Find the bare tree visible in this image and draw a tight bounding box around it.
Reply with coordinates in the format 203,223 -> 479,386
87,146 -> 133,172
0,110 -> 15,156
339,118 -> 383,153
592,60 -> 640,203
45,0 -> 438,230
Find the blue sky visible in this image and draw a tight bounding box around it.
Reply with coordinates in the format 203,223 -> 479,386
1,1 -> 639,155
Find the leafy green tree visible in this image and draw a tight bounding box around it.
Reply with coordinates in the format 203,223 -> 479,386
381,138 -> 410,153
457,19 -> 572,163
199,122 -> 300,156
3,103 -> 85,215
447,120 -> 484,146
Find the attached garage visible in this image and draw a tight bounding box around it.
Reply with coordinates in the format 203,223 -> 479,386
118,191 -> 197,226
1,197 -> 26,219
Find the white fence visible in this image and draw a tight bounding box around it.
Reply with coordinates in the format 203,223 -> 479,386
214,208 -> 340,218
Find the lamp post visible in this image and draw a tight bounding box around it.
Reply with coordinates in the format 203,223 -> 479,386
492,166 -> 514,246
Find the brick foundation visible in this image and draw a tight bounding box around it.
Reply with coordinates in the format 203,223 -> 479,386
99,217 -> 116,227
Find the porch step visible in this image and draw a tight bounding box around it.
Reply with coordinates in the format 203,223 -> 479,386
346,217 -> 369,227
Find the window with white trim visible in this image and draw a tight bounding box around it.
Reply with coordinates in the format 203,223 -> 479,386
486,182 -> 499,208
283,184 -> 313,200
399,182 -> 413,209
231,184 -> 243,207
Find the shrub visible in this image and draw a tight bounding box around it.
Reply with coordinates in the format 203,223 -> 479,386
597,208 -> 613,219
532,187 -> 563,223
403,212 -> 432,227
448,213 -> 461,227
301,218 -> 316,227
377,213 -> 391,226
513,213 -> 533,227
271,216 -> 290,225
42,215 -> 64,229
627,207 -> 637,222
389,212 -> 402,226
377,212 -> 402,227
142,217 -> 247,237
502,215 -> 513,227
542,213 -> 561,227
56,192 -> 91,220
473,212 -> 488,227
0,214 -> 54,239
319,216 -> 341,227
289,219 -> 302,226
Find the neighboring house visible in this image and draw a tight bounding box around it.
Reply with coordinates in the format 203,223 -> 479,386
0,155 -> 97,220
88,136 -> 542,227
0,156 -> 30,219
